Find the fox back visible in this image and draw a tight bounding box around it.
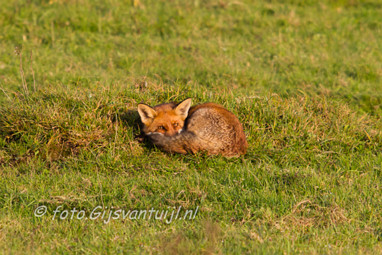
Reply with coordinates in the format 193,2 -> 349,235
137,98 -> 247,157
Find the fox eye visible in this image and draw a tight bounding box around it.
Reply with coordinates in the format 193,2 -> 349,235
173,123 -> 178,127
157,126 -> 166,131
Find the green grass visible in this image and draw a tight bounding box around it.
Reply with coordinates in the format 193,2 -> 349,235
1,0 -> 382,253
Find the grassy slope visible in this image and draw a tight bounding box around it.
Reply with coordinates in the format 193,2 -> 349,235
1,0 -> 382,253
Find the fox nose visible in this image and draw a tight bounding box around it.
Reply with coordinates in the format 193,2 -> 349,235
166,127 -> 177,136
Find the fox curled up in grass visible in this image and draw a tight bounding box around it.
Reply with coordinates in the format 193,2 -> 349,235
137,98 -> 247,157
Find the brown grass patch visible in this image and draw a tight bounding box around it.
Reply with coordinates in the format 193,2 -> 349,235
279,200 -> 349,230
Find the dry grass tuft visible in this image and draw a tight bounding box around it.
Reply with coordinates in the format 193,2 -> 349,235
280,200 -> 349,230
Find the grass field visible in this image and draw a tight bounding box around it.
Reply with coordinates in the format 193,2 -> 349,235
1,0 -> 382,253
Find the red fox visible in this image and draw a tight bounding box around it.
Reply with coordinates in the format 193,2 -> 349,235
137,98 -> 247,157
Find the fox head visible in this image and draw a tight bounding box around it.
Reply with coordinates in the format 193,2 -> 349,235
137,98 -> 192,136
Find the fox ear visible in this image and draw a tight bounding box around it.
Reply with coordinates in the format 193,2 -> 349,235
137,104 -> 157,125
175,98 -> 192,120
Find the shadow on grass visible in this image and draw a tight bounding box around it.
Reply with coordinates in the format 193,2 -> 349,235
117,109 -> 155,151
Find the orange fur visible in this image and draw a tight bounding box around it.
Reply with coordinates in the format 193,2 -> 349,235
137,99 -> 247,157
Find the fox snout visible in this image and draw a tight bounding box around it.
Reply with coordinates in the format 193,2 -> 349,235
147,129 -> 178,136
